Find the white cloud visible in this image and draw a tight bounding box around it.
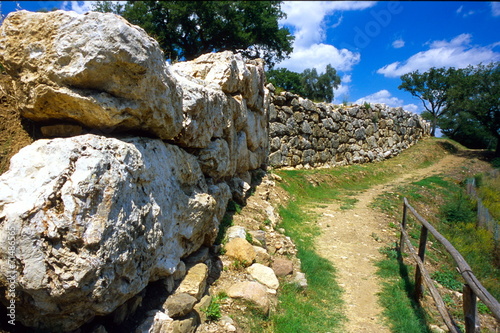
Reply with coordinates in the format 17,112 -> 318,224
355,89 -> 402,106
281,1 -> 376,48
377,33 -> 500,78
392,39 -> 405,49
61,1 -> 95,13
456,5 -> 475,17
354,90 -> 420,113
277,1 -> 375,73
492,2 -> 500,16
278,43 -> 361,73
332,75 -> 352,103
403,104 -> 419,113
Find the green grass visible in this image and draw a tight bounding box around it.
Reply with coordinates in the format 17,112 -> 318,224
266,138 -> 457,332
372,170 -> 500,328
271,201 -> 345,332
376,246 -> 432,333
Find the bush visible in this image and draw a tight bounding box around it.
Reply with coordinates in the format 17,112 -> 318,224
440,192 -> 476,224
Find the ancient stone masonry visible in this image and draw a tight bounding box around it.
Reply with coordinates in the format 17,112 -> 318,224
268,87 -> 431,168
0,10 -> 267,331
0,9 -> 430,333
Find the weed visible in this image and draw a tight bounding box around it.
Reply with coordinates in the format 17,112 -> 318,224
339,197 -> 358,210
363,101 -> 372,109
245,232 -> 253,244
491,157 -> 500,168
442,293 -> 456,307
477,301 -> 492,315
202,292 -> 228,321
215,213 -> 233,244
227,200 -> 243,214
376,246 -> 433,333
431,270 -> 463,291
440,192 -> 476,224
231,259 -> 249,270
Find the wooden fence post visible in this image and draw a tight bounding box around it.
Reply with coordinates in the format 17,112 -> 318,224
400,199 -> 408,253
414,224 -> 428,300
464,284 -> 480,333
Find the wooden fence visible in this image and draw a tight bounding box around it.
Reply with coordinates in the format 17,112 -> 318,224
399,198 -> 500,333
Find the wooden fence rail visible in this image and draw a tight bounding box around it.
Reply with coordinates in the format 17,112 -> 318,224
400,197 -> 500,333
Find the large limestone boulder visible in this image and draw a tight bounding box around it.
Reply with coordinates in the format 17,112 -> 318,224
0,10 -> 183,139
0,134 -> 231,331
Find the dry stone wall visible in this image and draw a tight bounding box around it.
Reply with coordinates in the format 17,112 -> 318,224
0,9 -> 430,333
0,10 -> 267,331
268,88 -> 430,168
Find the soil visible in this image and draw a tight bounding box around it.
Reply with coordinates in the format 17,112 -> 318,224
313,152 -> 495,332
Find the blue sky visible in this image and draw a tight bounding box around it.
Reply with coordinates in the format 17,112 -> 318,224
1,1 -> 499,114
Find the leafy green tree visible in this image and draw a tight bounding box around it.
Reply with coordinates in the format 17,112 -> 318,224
447,63 -> 500,155
267,64 -> 341,102
266,68 -> 305,96
438,110 -> 497,150
92,1 -> 294,67
398,67 -> 455,136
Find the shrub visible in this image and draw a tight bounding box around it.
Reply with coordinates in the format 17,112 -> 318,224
440,192 -> 476,224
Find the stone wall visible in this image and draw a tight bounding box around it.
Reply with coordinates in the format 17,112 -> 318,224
0,10 -> 267,331
268,88 -> 430,168
0,9 -> 430,332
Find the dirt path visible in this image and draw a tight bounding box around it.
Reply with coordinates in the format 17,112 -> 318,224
314,154 -> 467,332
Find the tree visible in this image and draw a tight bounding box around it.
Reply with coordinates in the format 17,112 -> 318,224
92,1 -> 294,67
398,67 -> 455,136
447,63 -> 500,155
266,64 -> 341,102
438,109 -> 497,150
266,68 -> 305,96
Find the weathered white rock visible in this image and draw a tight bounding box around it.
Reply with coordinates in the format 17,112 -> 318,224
172,51 -> 249,95
0,134 -> 231,331
226,281 -> 270,315
0,10 -> 183,140
171,69 -> 229,148
293,272 -> 308,289
247,263 -> 279,290
225,226 -> 247,242
135,310 -> 174,333
196,139 -> 231,179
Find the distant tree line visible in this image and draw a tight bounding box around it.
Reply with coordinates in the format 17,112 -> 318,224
266,65 -> 341,103
398,63 -> 499,155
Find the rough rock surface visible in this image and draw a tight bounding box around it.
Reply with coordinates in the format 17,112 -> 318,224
226,281 -> 270,315
175,263 -> 209,301
269,90 -> 430,168
0,10 -> 183,140
247,263 -> 279,290
272,258 -> 294,277
224,238 -> 256,264
163,293 -> 198,318
0,134 -> 230,331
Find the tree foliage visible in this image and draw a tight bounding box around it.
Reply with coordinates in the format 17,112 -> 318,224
401,63 -> 499,154
446,63 -> 500,155
265,68 -> 305,96
267,65 -> 341,102
92,1 -> 294,67
398,67 -> 455,136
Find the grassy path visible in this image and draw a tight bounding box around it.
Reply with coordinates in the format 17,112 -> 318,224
312,154 -> 465,332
